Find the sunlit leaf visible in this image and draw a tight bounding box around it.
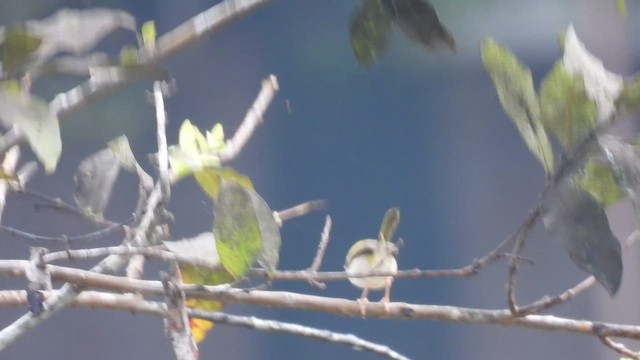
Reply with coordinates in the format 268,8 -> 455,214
542,180 -> 622,296
0,91 -> 61,173
213,180 -> 264,278
539,62 -> 597,150
74,147 -> 120,220
480,39 -> 554,177
194,167 -> 253,200
562,26 -> 623,121
575,160 -> 624,206
349,0 -> 393,67
387,0 -> 456,52
206,123 -> 225,151
179,119 -> 207,154
141,20 -> 156,47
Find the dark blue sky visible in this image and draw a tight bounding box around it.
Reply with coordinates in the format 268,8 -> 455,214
1,1 -> 639,359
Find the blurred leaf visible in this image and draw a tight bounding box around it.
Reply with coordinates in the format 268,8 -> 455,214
213,181 -> 264,278
539,62 -> 597,150
616,75 -> 640,111
26,8 -> 136,64
141,20 -> 156,47
213,180 -> 281,277
206,123 -> 225,151
166,232 -> 233,343
194,167 -> 253,200
349,0 -> 393,67
542,180 -> 622,296
480,39 -> 554,177
170,120 -> 224,181
562,26 -> 623,121
74,147 -> 120,220
575,160 -> 624,206
0,92 -> 61,173
107,135 -> 137,172
598,135 -> 640,220
615,0 -> 627,17
0,28 -> 42,78
387,0 -> 456,52
249,186 -> 281,275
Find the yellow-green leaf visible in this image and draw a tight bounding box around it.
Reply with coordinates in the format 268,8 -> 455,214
141,20 -> 156,47
194,167 -> 253,200
481,39 -> 554,177
213,180 -> 263,277
575,160 -> 624,206
539,62 -> 597,150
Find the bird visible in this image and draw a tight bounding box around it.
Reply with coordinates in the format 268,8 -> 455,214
344,207 -> 400,316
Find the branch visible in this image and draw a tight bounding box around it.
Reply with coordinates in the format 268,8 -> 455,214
217,74 -> 279,163
0,290 -> 409,360
0,180 -> 165,350
50,0 -> 273,118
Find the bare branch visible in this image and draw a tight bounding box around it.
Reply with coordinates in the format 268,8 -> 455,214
275,200 -> 327,224
217,74 -> 279,163
308,215 -> 332,272
187,308 -> 410,360
598,336 -> 639,359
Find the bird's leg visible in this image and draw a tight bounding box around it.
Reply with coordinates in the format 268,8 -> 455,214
357,287 -> 370,317
380,276 -> 393,312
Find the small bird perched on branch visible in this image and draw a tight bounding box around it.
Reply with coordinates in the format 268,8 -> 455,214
345,207 -> 400,316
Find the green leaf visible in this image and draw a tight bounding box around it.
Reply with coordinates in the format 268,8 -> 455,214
194,167 -> 253,200
206,123 -> 225,151
542,180 -> 622,296
213,180 -> 264,278
74,147 -> 120,220
0,92 -> 61,173
575,160 -> 624,206
141,20 -> 156,47
349,0 -> 393,67
0,28 -> 42,78
178,119 -> 207,154
539,62 -> 597,150
480,39 -> 554,177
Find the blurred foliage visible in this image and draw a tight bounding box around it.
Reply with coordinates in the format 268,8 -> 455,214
349,0 -> 455,67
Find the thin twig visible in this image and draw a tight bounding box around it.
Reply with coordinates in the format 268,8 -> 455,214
505,115 -> 619,316
188,308 -> 410,360
305,215 -> 332,289
217,74 -> 279,163
308,216 -> 332,272
275,200 -> 326,224
515,229 -> 640,316
0,146 -> 20,222
13,189 -> 119,227
598,336 -> 639,359
0,217 -> 131,244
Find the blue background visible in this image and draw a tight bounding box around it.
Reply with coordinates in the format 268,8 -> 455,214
1,1 -> 640,359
